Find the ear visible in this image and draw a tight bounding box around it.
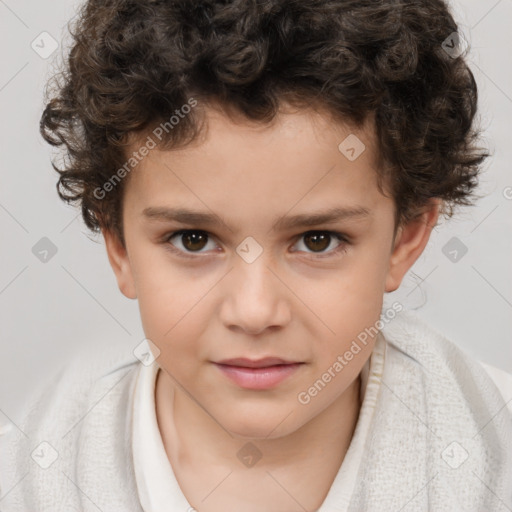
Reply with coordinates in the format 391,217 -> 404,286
385,199 -> 441,293
102,229 -> 137,299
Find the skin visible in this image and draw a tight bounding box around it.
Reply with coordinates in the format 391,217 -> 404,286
104,102 -> 439,511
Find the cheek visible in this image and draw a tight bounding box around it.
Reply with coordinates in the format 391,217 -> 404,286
138,290 -> 206,378
130,254 -> 202,346
308,255 -> 388,367
317,256 -> 387,325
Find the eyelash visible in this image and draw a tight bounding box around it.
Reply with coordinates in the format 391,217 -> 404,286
161,229 -> 350,260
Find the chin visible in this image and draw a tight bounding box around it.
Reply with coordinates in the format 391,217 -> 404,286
222,409 -> 304,440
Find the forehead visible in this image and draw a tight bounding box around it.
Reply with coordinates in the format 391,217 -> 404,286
149,102 -> 380,168
123,105 -> 389,230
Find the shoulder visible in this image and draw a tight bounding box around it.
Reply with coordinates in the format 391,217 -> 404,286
0,343 -> 142,511
478,360 -> 512,414
23,342 -> 141,438
20,343 -> 141,437
380,308 -> 512,414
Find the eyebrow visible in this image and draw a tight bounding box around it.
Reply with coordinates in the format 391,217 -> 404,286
142,205 -> 371,231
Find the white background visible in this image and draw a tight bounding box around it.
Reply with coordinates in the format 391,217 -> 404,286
1,0 -> 511,432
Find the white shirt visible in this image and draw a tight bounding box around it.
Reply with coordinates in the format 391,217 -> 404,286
131,333 -> 512,512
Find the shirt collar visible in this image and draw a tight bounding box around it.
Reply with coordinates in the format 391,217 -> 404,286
132,359 -> 192,511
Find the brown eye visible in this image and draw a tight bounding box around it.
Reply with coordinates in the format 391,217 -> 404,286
167,230 -> 215,253
303,232 -> 331,252
292,230 -> 348,257
181,231 -> 208,251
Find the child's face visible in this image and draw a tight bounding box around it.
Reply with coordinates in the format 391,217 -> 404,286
105,104 -> 436,438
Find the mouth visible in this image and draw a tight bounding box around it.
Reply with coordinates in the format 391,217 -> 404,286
213,357 -> 304,390
216,356 -> 300,368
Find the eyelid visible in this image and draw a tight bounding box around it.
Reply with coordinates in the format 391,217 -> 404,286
163,229 -> 350,258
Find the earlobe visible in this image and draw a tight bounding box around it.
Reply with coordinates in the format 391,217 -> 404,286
102,229 -> 137,299
385,199 -> 441,293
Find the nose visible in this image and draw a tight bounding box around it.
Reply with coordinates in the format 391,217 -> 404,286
219,256 -> 292,336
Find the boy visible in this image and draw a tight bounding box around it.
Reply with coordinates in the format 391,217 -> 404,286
2,0 -> 512,510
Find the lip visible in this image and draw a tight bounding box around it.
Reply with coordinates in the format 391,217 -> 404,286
216,357 -> 298,368
213,359 -> 304,390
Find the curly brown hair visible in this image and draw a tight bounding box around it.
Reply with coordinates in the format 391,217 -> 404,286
41,0 -> 487,247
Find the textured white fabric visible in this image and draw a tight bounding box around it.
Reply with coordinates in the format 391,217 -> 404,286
348,313 -> 512,511
2,310 -> 511,511
1,353 -> 145,512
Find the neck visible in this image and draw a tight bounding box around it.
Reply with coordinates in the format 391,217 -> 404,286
155,367 -> 362,508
